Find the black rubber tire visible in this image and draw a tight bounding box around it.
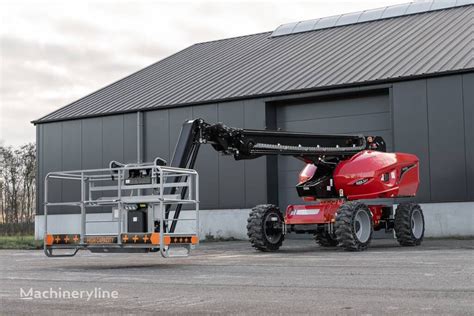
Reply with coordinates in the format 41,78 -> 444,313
335,202 -> 373,251
314,231 -> 339,247
247,204 -> 284,252
395,203 -> 424,246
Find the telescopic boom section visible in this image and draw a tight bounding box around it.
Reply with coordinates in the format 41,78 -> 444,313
202,122 -> 368,160
170,118 -> 385,169
165,118 -> 385,233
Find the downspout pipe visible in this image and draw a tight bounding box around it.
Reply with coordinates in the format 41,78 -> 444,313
137,111 -> 143,163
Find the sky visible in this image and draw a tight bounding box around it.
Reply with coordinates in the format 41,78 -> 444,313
0,0 -> 408,147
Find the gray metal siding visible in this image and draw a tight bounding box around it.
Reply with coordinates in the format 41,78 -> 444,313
243,100 -> 267,207
33,101 -> 269,214
36,73 -> 474,217
102,115 -> 124,167
191,104 -> 219,209
81,118 -> 103,169
123,113 -> 138,163
275,92 -> 391,208
462,73 -> 474,201
35,6 -> 473,123
42,122 -> 62,207
392,73 -> 473,203
168,107 -> 193,158
143,101 -> 267,210
61,120 -> 81,209
144,110 -> 170,162
217,102 -> 245,208
38,114 -> 141,215
427,76 -> 467,201
392,80 -> 431,201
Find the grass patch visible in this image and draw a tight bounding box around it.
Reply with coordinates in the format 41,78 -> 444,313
0,235 -> 43,250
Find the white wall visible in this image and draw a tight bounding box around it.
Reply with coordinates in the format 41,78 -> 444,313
420,202 -> 474,237
35,202 -> 473,240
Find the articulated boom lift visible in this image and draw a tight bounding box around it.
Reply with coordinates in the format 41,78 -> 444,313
43,118 -> 423,256
171,119 -> 424,251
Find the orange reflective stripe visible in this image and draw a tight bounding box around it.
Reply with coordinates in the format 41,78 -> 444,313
163,236 -> 171,245
45,234 -> 54,246
150,233 -> 160,245
191,235 -> 199,244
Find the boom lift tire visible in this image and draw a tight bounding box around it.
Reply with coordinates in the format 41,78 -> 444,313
314,231 -> 338,247
394,203 -> 424,246
335,202 -> 373,251
247,204 -> 284,252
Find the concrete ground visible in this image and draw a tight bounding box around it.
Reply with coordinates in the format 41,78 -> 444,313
0,239 -> 473,315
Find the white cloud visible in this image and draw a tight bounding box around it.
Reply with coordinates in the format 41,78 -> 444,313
0,0 -> 406,146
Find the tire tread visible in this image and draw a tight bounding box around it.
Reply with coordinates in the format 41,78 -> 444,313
335,202 -> 372,251
394,203 -> 424,246
247,204 -> 284,252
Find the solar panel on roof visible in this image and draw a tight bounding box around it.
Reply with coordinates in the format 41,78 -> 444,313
272,22 -> 298,37
270,0 -> 473,37
358,7 -> 385,23
293,19 -> 319,33
404,1 -> 433,15
381,3 -> 410,18
335,11 -> 362,26
313,16 -> 339,29
457,0 -> 473,5
431,0 -> 457,9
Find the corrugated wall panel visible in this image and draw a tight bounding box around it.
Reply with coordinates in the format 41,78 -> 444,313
144,110 -> 170,162
427,75 -> 467,201
102,116 -> 124,167
392,80 -> 431,202
81,118 -> 102,169
243,100 -> 267,208
168,107 -> 193,159
192,104 -> 219,209
217,101 -> 246,209
462,73 -> 474,200
41,122 -> 62,214
123,113 -> 138,163
61,120 -> 81,211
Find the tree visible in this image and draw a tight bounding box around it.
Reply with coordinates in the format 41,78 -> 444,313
0,143 -> 36,224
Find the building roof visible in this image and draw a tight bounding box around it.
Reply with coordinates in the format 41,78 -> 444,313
34,3 -> 474,123
271,0 -> 473,37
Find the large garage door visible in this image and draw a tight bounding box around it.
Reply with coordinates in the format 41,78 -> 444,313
276,91 -> 392,209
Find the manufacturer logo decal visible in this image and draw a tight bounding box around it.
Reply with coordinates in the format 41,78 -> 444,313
296,209 -> 320,215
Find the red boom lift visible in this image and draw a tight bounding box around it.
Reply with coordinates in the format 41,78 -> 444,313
169,119 -> 424,251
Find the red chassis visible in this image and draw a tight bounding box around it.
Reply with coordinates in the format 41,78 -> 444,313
286,150 -> 420,229
170,119 -> 426,252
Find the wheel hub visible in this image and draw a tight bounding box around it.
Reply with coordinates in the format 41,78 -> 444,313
411,208 -> 424,239
264,213 -> 283,244
354,209 -> 371,243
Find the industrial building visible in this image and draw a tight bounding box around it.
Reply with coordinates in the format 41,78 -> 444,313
34,1 -> 474,239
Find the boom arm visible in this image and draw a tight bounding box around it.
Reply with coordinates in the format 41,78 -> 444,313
165,119 -> 386,232
171,119 -> 385,167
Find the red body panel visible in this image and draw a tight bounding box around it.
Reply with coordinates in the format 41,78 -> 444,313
285,201 -> 385,225
333,150 -> 419,200
285,200 -> 342,224
285,150 -> 419,226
